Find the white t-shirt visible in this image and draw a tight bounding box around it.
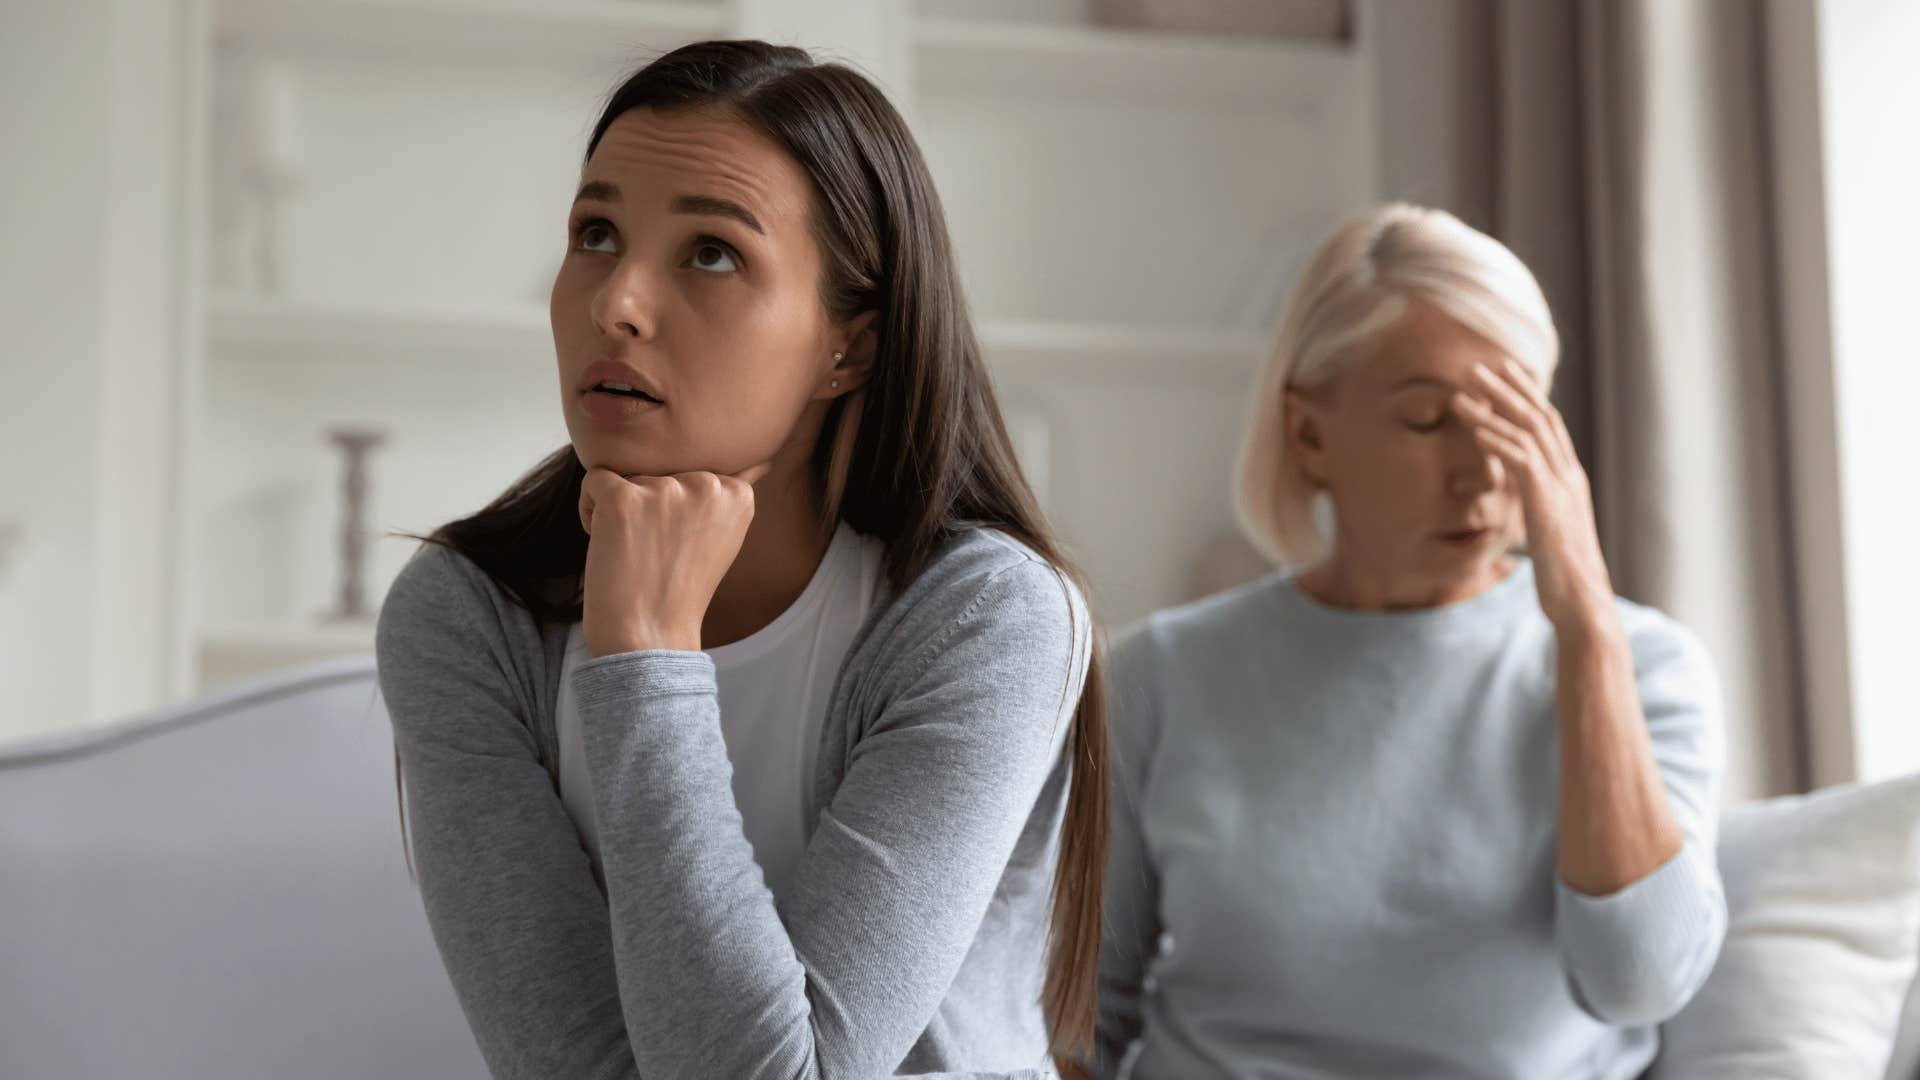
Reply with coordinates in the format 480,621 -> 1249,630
554,522 -> 887,901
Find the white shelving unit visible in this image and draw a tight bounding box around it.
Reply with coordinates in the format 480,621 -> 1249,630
207,294 -> 552,361
911,15 -> 1351,112
174,0 -> 1377,691
207,294 -> 1269,381
215,0 -> 728,65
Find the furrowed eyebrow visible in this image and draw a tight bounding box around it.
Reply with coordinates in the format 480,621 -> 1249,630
573,179 -> 620,205
569,182 -> 767,237
669,193 -> 765,236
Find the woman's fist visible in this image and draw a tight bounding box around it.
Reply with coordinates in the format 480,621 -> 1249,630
578,463 -> 772,656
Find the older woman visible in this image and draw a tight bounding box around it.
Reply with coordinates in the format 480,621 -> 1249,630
1086,204 -> 1727,1079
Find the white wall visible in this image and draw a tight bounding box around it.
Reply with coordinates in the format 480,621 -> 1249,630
0,3 -> 114,741
1,1 -> 184,741
95,0 -> 187,723
1810,0 -> 1920,782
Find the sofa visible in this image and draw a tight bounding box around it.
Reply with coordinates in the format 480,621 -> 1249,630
2,657 -> 1917,1079
0,658 -> 480,1080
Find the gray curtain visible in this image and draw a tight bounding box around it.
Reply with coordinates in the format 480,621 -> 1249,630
1371,0 -> 1810,802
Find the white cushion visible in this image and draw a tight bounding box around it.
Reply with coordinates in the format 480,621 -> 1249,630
1650,773 -> 1920,1079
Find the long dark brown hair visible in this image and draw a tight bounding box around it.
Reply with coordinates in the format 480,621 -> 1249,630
405,40 -> 1108,1058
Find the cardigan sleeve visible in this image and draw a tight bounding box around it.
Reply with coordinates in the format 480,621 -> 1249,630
378,545 -> 640,1080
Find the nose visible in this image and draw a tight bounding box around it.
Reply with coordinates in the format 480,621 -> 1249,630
588,258 -> 659,342
1446,430 -> 1503,497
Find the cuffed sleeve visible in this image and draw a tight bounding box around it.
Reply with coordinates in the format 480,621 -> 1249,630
1555,841 -> 1727,1024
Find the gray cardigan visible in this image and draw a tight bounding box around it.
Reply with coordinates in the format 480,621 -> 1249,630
376,527 -> 1091,1080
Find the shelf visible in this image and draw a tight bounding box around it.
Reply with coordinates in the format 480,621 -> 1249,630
215,0 -> 728,67
207,294 -> 551,363
206,295 -> 1269,381
977,319 -> 1270,385
912,16 -> 1355,112
215,2 -> 1349,113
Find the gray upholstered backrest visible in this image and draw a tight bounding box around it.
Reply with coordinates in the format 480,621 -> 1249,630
0,657 -> 483,1080
8,656 -> 1919,1079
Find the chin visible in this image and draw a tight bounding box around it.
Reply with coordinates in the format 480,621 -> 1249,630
570,438 -> 669,477
584,441 -> 766,481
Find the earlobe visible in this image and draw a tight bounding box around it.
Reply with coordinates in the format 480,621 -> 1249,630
822,349 -> 867,399
824,312 -> 879,398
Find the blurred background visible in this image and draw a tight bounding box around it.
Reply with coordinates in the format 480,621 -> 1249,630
0,0 -> 1914,805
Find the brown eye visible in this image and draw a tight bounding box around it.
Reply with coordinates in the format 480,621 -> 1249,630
689,239 -> 740,274
573,219 -> 616,253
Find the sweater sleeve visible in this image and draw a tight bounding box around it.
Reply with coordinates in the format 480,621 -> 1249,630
1084,623 -> 1165,1078
570,556 -> 1091,1079
376,545 -> 640,1080
1552,612 -> 1729,1027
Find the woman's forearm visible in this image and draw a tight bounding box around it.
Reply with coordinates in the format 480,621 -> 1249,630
1553,609 -> 1685,896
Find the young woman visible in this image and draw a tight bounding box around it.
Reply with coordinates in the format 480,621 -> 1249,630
377,41 -> 1106,1080
1086,204 -> 1727,1078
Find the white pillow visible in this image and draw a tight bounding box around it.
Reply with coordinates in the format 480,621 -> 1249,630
1650,773 -> 1920,1079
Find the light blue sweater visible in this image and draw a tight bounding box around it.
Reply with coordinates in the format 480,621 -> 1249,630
1093,556 -> 1727,1079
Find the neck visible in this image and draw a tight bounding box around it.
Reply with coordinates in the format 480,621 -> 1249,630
700,451 -> 832,650
1296,547 -> 1516,613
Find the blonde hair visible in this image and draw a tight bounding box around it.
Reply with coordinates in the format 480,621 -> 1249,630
1232,203 -> 1560,568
